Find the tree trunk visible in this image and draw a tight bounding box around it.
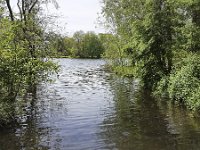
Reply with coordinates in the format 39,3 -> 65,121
5,0 -> 14,21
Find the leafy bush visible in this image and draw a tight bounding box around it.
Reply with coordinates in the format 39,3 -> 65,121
154,54 -> 200,112
188,86 -> 200,112
168,66 -> 199,101
153,75 -> 169,98
113,66 -> 136,77
167,54 -> 200,111
0,102 -> 15,126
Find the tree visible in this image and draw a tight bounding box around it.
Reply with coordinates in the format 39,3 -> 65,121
190,0 -> 200,52
72,30 -> 85,57
71,31 -> 104,58
81,32 -> 104,58
102,0 -> 174,89
102,0 -> 200,111
101,33 -> 127,66
0,0 -> 58,125
64,37 -> 75,56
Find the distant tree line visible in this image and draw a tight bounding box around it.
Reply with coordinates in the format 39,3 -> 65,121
46,31 -> 105,58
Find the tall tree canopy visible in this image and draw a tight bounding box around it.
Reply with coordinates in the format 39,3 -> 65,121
102,0 -> 200,111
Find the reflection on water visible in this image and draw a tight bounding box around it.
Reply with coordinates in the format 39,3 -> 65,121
0,58 -> 200,150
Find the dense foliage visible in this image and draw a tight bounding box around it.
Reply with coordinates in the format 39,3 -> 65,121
0,0 -> 58,126
47,31 -> 105,58
101,0 -> 200,112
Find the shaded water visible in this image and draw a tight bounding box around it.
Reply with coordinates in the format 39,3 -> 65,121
0,59 -> 200,150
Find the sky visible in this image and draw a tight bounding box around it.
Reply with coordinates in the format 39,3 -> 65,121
45,0 -> 106,35
10,0 -> 106,35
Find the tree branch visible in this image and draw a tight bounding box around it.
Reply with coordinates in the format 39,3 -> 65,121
28,0 -> 39,14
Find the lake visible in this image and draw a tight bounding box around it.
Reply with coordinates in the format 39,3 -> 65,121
0,59 -> 200,150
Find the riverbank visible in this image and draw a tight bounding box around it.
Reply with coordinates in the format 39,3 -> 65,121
106,53 -> 200,115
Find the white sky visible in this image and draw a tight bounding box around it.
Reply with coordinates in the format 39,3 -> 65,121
10,0 -> 106,36
45,0 -> 105,35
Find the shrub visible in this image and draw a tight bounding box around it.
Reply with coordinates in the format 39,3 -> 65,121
154,54 -> 200,112
153,75 -> 169,98
167,54 -> 200,111
188,86 -> 200,112
0,102 -> 15,126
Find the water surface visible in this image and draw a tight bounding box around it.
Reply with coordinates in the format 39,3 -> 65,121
0,59 -> 200,150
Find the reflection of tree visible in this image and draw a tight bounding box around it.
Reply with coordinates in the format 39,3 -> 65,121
99,75 -> 200,150
157,100 -> 200,150
0,84 -> 62,150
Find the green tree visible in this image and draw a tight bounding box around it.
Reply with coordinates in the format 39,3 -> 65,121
46,32 -> 71,57
81,32 -> 104,58
102,0 -> 200,112
71,31 -> 104,58
102,0 -> 174,89
72,30 -> 85,57
64,37 -> 75,56
101,33 -> 127,66
0,0 -> 58,125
